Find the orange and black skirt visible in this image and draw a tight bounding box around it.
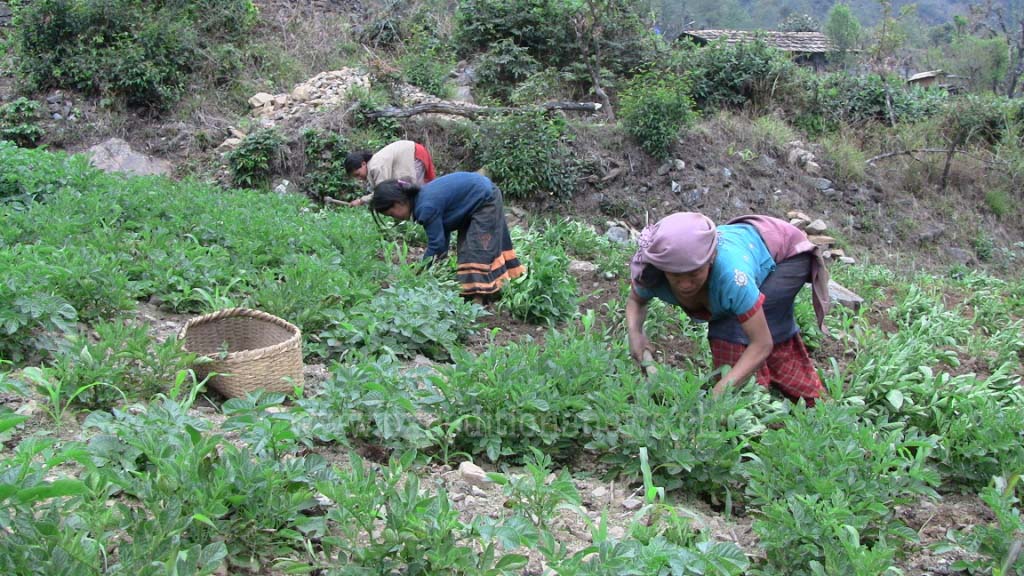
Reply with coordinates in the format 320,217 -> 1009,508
455,186 -> 525,296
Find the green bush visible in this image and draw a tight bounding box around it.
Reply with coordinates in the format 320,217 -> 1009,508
683,38 -> 798,111
746,402 -> 940,574
226,128 -> 283,189
319,284 -> 485,361
456,0 -> 653,97
471,111 -> 579,200
822,133 -> 867,183
431,326 -> 632,462
454,0 -> 574,65
301,129 -> 365,203
43,320 -> 196,409
985,188 -> 1012,217
0,98 -> 44,148
619,69 -> 698,159
397,24 -> 455,98
11,0 -> 257,109
499,230 -> 579,324
474,39 -> 542,102
800,73 -> 950,129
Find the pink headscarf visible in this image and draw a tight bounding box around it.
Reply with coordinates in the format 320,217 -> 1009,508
630,212 -> 718,286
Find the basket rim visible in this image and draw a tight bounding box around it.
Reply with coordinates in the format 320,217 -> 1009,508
178,307 -> 302,363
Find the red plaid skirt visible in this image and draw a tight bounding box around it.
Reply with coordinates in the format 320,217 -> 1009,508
710,334 -> 822,405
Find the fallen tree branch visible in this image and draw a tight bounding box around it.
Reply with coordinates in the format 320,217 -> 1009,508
866,148 -> 1010,169
865,148 -> 953,164
362,101 -> 602,120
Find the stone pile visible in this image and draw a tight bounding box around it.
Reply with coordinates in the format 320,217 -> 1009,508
786,140 -> 822,176
222,67 -> 468,151
44,90 -> 77,122
786,210 -> 855,265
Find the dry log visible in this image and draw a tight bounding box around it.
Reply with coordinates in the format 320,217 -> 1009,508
362,101 -> 602,120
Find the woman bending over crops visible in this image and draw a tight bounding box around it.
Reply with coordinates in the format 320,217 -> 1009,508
340,140 -> 436,207
626,212 -> 830,405
370,172 -> 525,302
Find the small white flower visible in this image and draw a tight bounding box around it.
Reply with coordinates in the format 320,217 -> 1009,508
734,269 -> 748,287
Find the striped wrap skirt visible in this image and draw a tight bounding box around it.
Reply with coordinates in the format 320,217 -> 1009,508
455,186 -> 525,296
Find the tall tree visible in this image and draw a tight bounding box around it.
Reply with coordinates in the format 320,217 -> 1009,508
949,33 -> 1010,93
977,0 -> 1024,96
825,3 -> 863,53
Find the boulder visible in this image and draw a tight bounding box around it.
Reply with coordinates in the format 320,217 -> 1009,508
787,148 -> 806,166
807,235 -> 836,247
88,138 -> 172,177
248,92 -> 275,108
601,167 -> 622,182
787,210 -> 812,221
605,226 -> 631,245
273,179 -> 292,195
217,138 -> 243,152
828,280 -> 864,311
806,219 -> 829,234
568,260 -> 599,277
453,86 -> 475,104
915,224 -> 945,245
621,497 -> 644,511
684,187 -> 708,208
291,84 -> 314,102
944,247 -> 975,266
809,177 -> 834,191
458,461 -> 493,488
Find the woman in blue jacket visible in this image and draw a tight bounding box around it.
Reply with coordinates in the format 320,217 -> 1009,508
370,172 -> 526,302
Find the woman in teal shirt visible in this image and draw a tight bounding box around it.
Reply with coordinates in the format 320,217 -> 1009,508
626,212 -> 830,404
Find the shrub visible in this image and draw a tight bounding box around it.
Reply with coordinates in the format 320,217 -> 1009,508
746,402 -> 939,574
0,98 -> 44,148
471,111 -> 579,200
473,39 -> 542,102
454,0 -> 574,65
301,129 -> 364,203
44,320 -> 196,409
984,188 -> 1012,217
397,24 -> 456,98
751,115 -> 797,156
822,134 -> 867,183
226,128 -> 283,189
973,233 -> 996,262
498,230 -> 579,324
430,326 -> 632,462
11,0 -> 257,109
346,85 -> 401,139
619,69 -> 698,159
685,38 -> 798,111
804,73 -> 949,128
319,283 -> 484,361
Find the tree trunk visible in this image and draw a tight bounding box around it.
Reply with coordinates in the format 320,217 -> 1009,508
941,145 -> 957,192
361,101 -> 602,120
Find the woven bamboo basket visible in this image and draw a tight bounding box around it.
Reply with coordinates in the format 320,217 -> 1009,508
179,308 -> 303,398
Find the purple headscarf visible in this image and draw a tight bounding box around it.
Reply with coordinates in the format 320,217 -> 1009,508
630,212 -> 719,286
